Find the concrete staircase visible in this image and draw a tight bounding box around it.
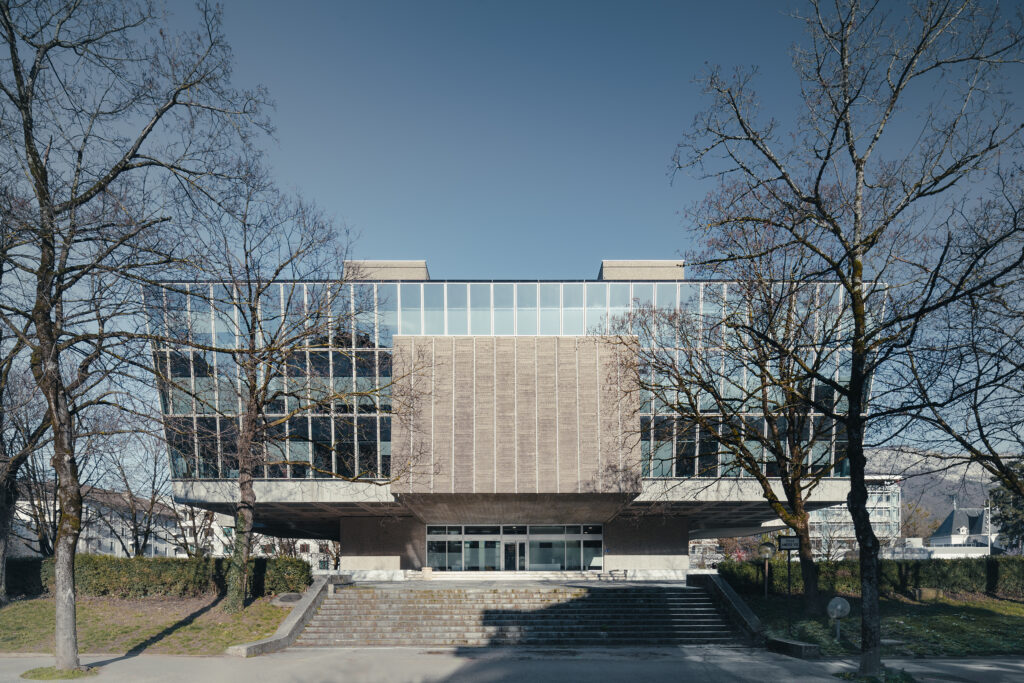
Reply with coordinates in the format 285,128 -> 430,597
293,584 -> 740,647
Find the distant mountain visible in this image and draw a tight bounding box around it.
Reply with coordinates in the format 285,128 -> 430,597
868,449 -> 994,524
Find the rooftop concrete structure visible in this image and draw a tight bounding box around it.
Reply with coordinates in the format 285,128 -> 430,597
598,259 -> 685,280
344,259 -> 430,280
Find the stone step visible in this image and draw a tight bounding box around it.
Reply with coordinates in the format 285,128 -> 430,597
314,607 -> 718,615
301,627 -> 733,637
294,636 -> 737,647
308,612 -> 725,620
315,602 -> 716,610
304,617 -> 731,628
293,585 -> 739,649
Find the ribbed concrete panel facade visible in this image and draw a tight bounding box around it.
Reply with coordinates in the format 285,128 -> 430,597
392,336 -> 636,495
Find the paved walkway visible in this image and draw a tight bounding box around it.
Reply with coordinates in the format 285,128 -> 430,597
0,647 -> 825,682
3,648 -> 1024,683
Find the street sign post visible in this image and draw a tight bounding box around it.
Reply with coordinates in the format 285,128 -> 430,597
778,536 -> 799,595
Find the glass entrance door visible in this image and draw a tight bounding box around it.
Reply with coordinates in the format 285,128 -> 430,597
503,541 -> 526,570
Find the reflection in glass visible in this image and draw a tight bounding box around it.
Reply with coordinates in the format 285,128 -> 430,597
493,284 -> 514,334
529,540 -> 565,570
539,284 -> 560,335
447,284 -> 468,335
354,284 -> 375,347
399,283 -> 421,335
423,283 -> 445,335
376,284 -> 396,347
516,284 -> 537,335
585,283 -> 606,333
470,284 -> 491,335
562,284 -> 583,335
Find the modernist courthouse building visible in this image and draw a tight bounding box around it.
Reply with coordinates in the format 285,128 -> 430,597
149,260 -> 849,576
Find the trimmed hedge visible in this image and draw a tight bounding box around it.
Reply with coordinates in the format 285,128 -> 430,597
719,556 -> 1024,599
4,554 -> 311,599
5,558 -> 45,596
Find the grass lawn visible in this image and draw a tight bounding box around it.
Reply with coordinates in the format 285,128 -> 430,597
0,595 -> 288,656
746,591 -> 1024,657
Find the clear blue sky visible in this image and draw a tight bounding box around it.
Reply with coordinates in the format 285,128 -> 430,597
216,1 -> 806,280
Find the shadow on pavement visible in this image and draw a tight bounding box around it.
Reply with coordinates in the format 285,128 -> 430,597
88,595 -> 223,668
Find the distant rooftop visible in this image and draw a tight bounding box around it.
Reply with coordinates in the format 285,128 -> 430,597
344,260 -> 430,281
598,260 -> 685,281
344,259 -> 686,282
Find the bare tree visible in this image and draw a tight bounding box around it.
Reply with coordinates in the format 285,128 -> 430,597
904,256 -> 1024,497
0,0 -> 268,670
147,164 -> 376,611
0,357 -> 48,603
622,262 -> 848,613
676,1 -> 1024,674
91,426 -> 173,558
163,501 -> 218,558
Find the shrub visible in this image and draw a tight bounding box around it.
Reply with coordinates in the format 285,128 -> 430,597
4,554 -> 311,599
718,555 -> 1024,599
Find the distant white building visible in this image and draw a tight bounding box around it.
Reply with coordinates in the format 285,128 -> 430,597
807,476 -> 902,560
14,485 -> 179,558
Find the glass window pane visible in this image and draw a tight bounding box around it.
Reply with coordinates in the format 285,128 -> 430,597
332,284 -> 353,347
166,418 -> 195,478
493,284 -> 514,335
565,540 -> 582,570
446,541 -> 463,571
652,416 -> 673,477
562,284 -> 583,335
376,284 -> 396,348
608,283 -> 630,332
334,417 -> 355,477
357,416 -> 378,477
698,419 -> 720,477
310,417 -> 332,478
354,284 -> 376,347
632,283 -> 653,308
585,283 -> 607,334
539,284 -> 560,335
197,417 -> 218,478
423,283 -> 445,335
447,284 -> 468,335
583,540 -> 603,570
470,284 -> 491,335
427,541 -> 448,570
516,284 -> 537,335
288,417 -> 310,479
675,420 -> 696,477
220,417 -> 238,479
656,283 -> 677,311
213,285 -> 235,348
399,283 -> 421,335
528,540 -> 565,570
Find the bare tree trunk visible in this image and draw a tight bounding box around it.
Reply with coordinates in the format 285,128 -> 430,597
0,476 -> 15,604
225,414 -> 256,613
793,518 -> 821,615
50,422 -> 83,671
847,421 -> 881,675
225,472 -> 254,613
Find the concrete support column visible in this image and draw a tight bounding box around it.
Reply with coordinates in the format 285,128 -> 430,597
337,517 -> 425,570
603,516 -> 689,577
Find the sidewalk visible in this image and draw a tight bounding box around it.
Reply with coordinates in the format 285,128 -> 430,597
822,655 -> 1024,682
2,648 -> 1021,683
0,646 -> 834,683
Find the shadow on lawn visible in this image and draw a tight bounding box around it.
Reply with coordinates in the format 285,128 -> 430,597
88,595 -> 223,667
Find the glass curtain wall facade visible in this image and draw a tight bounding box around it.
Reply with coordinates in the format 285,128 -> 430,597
147,280 -> 850,483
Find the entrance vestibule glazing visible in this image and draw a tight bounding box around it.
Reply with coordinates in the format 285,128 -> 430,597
425,524 -> 603,571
